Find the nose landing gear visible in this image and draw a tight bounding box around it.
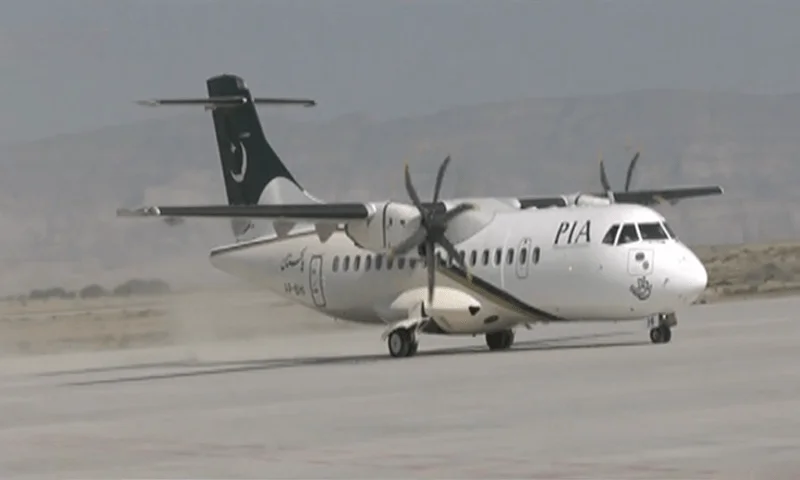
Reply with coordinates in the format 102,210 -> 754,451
649,325 -> 672,344
648,312 -> 676,344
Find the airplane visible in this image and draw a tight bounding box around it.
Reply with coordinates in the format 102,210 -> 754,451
118,73 -> 712,358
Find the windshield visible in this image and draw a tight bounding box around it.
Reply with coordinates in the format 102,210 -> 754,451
617,223 -> 639,245
638,222 -> 669,240
661,222 -> 677,239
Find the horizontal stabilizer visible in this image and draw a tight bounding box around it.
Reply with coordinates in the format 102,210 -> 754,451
134,96 -> 316,109
116,203 -> 371,223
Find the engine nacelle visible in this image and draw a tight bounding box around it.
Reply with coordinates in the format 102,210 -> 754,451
573,193 -> 613,206
344,200 -> 495,253
344,201 -> 422,252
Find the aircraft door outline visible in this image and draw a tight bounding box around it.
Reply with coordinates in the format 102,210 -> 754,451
308,254 -> 327,308
516,237 -> 532,279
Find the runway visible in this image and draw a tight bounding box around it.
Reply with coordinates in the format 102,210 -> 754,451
0,295 -> 799,478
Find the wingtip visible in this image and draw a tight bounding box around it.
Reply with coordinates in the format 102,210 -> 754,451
116,206 -> 161,217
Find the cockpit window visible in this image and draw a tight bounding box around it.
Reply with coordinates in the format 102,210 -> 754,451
616,223 -> 639,245
602,224 -> 620,245
662,222 -> 677,239
638,222 -> 669,240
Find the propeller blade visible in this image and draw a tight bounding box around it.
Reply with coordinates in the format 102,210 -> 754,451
624,151 -> 640,192
441,202 -> 476,223
438,235 -> 472,281
404,164 -> 426,217
599,157 -> 611,193
432,155 -> 451,203
425,240 -> 436,305
387,226 -> 427,259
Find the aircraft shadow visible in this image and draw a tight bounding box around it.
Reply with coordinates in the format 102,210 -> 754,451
61,331 -> 649,387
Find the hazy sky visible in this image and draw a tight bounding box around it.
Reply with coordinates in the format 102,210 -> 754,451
2,0 -> 800,145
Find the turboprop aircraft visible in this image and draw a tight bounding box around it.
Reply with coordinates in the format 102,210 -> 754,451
118,73 -> 711,358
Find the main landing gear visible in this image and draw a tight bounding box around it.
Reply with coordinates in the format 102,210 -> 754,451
648,312 -> 676,344
386,327 -> 517,357
388,328 -> 419,358
485,329 -> 515,351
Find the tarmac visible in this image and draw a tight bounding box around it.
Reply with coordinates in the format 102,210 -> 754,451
0,295 -> 799,478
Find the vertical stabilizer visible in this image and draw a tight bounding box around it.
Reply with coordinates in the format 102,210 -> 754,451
205,74 -> 320,240
133,74 -> 321,241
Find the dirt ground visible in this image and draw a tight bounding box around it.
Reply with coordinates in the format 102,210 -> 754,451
693,241 -> 800,303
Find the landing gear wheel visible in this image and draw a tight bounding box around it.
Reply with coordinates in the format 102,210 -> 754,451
485,329 -> 515,351
649,325 -> 672,344
388,328 -> 418,358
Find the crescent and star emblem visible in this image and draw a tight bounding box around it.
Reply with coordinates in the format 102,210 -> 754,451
229,132 -> 249,184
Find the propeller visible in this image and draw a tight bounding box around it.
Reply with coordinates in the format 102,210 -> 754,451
388,155 -> 476,305
599,149 -> 641,197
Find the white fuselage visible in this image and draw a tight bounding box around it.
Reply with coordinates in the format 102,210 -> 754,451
208,204 -> 708,334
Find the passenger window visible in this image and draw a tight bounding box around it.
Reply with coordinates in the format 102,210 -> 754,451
602,224 -> 620,245
470,250 -> 477,266
616,223 -> 639,245
353,255 -> 361,271
519,247 -> 527,264
482,249 -> 489,265
532,247 -> 540,264
332,256 -> 340,272
386,256 -> 394,270
494,248 -> 502,266
343,255 -> 350,272
638,222 -> 668,240
507,248 -> 514,265
397,257 -> 406,269
374,254 -> 383,270
364,255 -> 372,271
459,251 -> 466,265
408,258 -> 417,269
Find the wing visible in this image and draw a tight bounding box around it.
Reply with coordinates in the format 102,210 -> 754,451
117,202 -> 371,224
609,185 -> 724,205
517,196 -> 569,209
516,185 -> 723,208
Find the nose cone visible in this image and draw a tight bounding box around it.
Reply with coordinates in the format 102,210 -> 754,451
678,251 -> 708,304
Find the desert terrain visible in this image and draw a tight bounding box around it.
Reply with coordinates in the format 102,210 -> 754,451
0,240 -> 797,358
0,241 -> 798,479
0,254 -> 799,478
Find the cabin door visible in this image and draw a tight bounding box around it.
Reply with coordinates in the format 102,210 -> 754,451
516,237 -> 533,279
308,254 -> 327,308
